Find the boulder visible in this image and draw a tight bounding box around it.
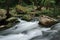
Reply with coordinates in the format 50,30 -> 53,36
10,9 -> 23,17
39,15 -> 58,27
0,23 -> 15,31
0,9 -> 7,21
0,9 -> 20,31
16,5 -> 28,13
51,23 -> 60,30
0,17 -> 19,31
0,25 -> 5,29
16,5 -> 36,14
0,25 -> 6,31
6,17 -> 19,23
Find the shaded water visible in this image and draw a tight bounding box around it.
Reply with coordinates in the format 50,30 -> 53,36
0,18 -> 60,40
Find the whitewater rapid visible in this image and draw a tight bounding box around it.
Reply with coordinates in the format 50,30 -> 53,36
0,18 -> 60,40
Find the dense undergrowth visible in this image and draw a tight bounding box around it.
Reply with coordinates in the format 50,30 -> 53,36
0,0 -> 60,30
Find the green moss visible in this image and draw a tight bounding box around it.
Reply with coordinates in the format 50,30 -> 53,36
22,14 -> 33,21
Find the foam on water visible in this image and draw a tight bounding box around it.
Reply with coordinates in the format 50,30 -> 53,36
0,19 -> 59,40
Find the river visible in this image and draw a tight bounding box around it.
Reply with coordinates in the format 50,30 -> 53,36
0,18 -> 60,40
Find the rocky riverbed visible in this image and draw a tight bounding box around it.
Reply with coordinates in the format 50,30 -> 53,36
0,5 -> 59,30
0,19 -> 60,40
0,5 -> 60,40
0,9 -> 19,31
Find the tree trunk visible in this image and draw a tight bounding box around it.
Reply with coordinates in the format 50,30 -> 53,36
6,0 -> 11,19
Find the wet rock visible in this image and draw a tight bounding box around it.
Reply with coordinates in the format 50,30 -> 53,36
0,23 -> 16,31
0,17 -> 19,31
0,25 -> 6,31
39,15 -> 58,27
5,23 -> 15,28
0,25 -> 5,29
50,31 -> 60,40
0,9 -> 20,31
51,23 -> 60,30
6,17 -> 19,23
0,9 -> 7,21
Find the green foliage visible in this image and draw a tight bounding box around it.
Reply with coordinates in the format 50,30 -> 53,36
22,14 -> 33,21
41,8 -> 54,16
0,0 -> 60,17
0,0 -> 6,3
40,0 -> 55,7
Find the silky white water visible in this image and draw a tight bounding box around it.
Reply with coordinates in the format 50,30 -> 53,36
0,19 -> 60,40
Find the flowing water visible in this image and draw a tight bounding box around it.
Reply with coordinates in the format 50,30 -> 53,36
0,18 -> 60,40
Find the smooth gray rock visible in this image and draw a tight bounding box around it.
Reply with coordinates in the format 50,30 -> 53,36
51,23 -> 60,30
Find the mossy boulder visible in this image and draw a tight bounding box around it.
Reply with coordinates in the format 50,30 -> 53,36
16,5 -> 35,14
22,14 -> 33,21
0,22 -> 17,31
16,5 -> 28,13
0,9 -> 7,21
10,9 -> 23,17
0,8 -> 20,31
0,17 -> 19,31
6,17 -> 19,23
